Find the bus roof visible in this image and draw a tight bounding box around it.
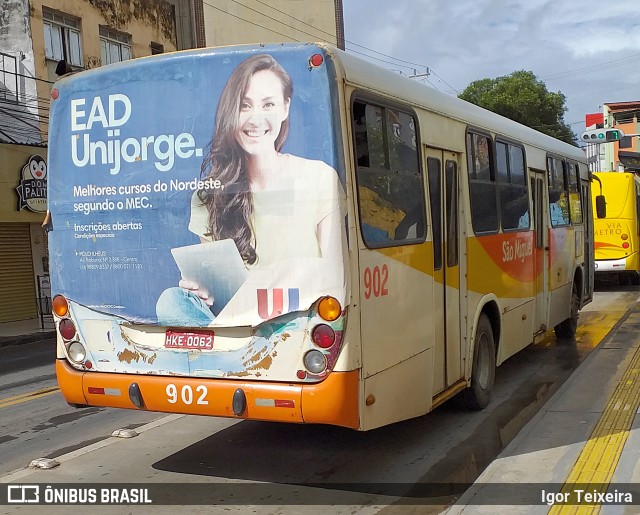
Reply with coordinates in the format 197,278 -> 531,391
54,41 -> 586,165
327,45 -> 586,164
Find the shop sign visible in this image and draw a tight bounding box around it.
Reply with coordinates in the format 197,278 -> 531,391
16,155 -> 48,213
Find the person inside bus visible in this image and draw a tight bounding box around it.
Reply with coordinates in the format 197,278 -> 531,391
156,53 -> 346,325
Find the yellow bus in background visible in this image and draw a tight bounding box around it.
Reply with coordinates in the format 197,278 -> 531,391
592,171 -> 640,285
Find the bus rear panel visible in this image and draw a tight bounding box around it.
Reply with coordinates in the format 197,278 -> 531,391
49,43 -> 357,427
592,171 -> 640,284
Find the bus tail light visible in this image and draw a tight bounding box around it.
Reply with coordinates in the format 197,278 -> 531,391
67,341 -> 87,363
318,296 -> 341,321
621,234 -> 629,240
309,53 -> 324,68
623,242 -> 630,249
312,324 -> 335,348
58,318 -> 77,340
303,350 -> 327,374
52,295 -> 69,317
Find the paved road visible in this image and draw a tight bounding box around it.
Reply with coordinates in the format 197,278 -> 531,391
1,287 -> 637,514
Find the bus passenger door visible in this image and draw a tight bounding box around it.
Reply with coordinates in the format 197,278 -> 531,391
530,170 -> 549,335
581,177 -> 594,302
426,148 -> 462,393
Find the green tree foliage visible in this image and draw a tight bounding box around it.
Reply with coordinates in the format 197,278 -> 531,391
458,71 -> 576,145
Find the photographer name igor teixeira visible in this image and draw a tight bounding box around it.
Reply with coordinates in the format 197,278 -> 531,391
542,488 -> 633,506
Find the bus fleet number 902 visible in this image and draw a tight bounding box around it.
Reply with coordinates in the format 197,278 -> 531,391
166,384 -> 209,405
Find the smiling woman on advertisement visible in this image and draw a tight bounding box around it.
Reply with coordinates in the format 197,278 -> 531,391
156,53 -> 346,325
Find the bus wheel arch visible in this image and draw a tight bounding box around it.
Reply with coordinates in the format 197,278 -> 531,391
459,306 -> 498,410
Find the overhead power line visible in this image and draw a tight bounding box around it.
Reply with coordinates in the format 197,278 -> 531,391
203,0 -> 457,93
541,53 -> 640,81
225,0 -> 430,69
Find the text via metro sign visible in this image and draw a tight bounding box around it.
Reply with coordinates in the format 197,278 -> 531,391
165,330 -> 214,350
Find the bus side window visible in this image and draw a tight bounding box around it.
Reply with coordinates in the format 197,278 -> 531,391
445,160 -> 459,267
547,157 -> 570,227
427,157 -> 442,270
496,141 -> 529,231
467,132 -> 498,234
353,102 -> 370,168
352,99 -> 426,247
568,162 -> 583,224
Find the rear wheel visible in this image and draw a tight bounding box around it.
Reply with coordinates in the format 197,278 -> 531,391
459,313 -> 496,410
554,280 -> 579,339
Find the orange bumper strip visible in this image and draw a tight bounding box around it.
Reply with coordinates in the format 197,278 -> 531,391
56,359 -> 360,429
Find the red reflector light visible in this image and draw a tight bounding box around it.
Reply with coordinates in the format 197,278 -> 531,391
309,53 -> 323,67
312,324 -> 335,348
274,399 -> 295,408
297,369 -> 307,379
623,242 -> 630,249
51,88 -> 59,99
88,387 -> 105,395
84,361 -> 93,369
58,318 -> 76,340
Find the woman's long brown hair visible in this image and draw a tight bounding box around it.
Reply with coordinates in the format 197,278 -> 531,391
198,54 -> 293,265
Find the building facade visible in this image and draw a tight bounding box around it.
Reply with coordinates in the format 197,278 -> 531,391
603,102 -> 640,172
201,0 -> 344,49
584,103 -> 640,173
584,112 -> 605,173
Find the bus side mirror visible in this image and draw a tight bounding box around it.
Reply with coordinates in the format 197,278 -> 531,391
595,195 -> 606,219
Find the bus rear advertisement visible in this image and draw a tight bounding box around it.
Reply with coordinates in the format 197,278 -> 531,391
48,43 -> 592,431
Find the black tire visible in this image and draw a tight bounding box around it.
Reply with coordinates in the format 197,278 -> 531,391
459,313 -> 496,410
554,280 -> 579,339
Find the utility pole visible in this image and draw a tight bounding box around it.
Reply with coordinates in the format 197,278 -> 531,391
409,67 -> 430,80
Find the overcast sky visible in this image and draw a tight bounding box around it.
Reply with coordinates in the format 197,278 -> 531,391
342,1 -> 640,139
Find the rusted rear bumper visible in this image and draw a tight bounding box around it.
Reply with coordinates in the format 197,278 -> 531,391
56,359 -> 360,429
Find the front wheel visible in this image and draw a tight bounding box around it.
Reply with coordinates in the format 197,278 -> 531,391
554,281 -> 579,339
458,313 -> 496,410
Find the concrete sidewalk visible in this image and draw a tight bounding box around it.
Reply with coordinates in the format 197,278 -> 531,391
0,318 -> 55,347
445,302 -> 640,513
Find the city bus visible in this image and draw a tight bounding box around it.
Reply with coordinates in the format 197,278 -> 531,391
591,171 -> 640,285
47,42 -> 593,431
